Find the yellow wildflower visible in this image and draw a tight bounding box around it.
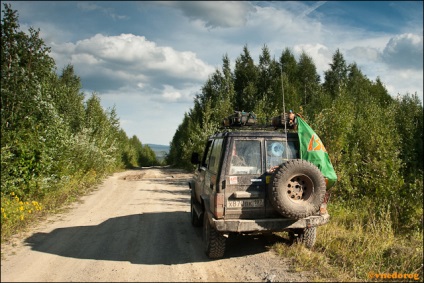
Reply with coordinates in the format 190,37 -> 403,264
20,214 -> 24,221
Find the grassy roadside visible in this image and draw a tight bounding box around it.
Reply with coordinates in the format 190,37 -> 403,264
1,169 -> 118,244
273,202 -> 423,282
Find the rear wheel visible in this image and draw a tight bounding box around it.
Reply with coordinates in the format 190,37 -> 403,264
203,212 -> 226,259
289,227 -> 317,248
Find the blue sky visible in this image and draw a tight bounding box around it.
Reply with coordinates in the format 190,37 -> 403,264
2,1 -> 423,145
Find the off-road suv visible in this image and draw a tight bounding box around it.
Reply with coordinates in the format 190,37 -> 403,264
189,111 -> 333,259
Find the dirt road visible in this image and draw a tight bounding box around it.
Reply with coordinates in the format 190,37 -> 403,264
1,167 -> 312,282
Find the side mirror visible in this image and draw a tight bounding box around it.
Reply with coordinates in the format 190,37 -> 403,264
191,152 -> 200,165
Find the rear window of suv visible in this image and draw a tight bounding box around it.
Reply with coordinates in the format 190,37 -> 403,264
266,139 -> 298,171
229,140 -> 261,175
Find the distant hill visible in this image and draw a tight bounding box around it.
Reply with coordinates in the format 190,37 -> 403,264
146,144 -> 170,162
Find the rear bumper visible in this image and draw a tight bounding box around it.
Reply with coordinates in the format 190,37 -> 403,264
212,213 -> 330,233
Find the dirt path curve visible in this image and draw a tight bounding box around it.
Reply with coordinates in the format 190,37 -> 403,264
1,167 -> 312,282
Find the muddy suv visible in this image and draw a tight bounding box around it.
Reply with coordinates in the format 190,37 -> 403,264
189,111 -> 333,259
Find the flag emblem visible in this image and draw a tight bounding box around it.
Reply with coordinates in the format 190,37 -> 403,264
307,134 -> 327,153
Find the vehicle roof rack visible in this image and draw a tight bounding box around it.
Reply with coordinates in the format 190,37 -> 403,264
222,111 -> 257,127
220,110 -> 298,131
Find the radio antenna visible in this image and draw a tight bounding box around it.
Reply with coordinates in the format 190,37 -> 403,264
280,65 -> 289,161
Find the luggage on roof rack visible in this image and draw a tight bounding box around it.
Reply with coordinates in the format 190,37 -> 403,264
271,111 -> 298,129
222,111 -> 257,127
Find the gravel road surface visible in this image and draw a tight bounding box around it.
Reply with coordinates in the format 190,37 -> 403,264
1,167 -> 313,282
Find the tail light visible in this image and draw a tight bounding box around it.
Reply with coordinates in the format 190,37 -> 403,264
214,192 -> 224,218
320,192 -> 331,215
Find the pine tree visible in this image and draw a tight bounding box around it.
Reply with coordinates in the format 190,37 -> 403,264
56,64 -> 85,133
323,49 -> 348,99
297,51 -> 320,107
234,45 -> 259,112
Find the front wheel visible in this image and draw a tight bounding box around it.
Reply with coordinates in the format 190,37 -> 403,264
203,212 -> 226,259
190,195 -> 202,227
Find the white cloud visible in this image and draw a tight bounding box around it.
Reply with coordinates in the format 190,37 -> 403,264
382,33 -> 423,70
157,84 -> 201,103
300,1 -> 327,18
72,53 -> 102,66
347,46 -> 382,62
50,33 -> 215,92
248,5 -> 322,37
381,69 -> 423,97
77,2 -> 128,20
161,1 -> 255,28
161,85 -> 182,102
76,2 -> 99,12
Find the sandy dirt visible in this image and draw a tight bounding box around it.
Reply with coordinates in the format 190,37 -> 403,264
1,167 -> 314,282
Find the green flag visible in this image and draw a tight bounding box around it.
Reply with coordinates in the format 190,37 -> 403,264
297,116 -> 337,188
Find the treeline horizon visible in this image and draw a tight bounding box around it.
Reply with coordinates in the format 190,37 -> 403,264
167,43 -> 423,233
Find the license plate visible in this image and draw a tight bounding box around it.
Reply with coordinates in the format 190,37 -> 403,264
227,199 -> 264,208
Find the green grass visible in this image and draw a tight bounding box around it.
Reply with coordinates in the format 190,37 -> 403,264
1,169 -> 111,243
273,202 -> 423,282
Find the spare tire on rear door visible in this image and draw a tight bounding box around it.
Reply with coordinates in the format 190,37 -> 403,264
269,159 -> 326,219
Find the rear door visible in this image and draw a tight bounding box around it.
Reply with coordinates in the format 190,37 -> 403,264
196,138 -> 224,215
224,138 -> 266,219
